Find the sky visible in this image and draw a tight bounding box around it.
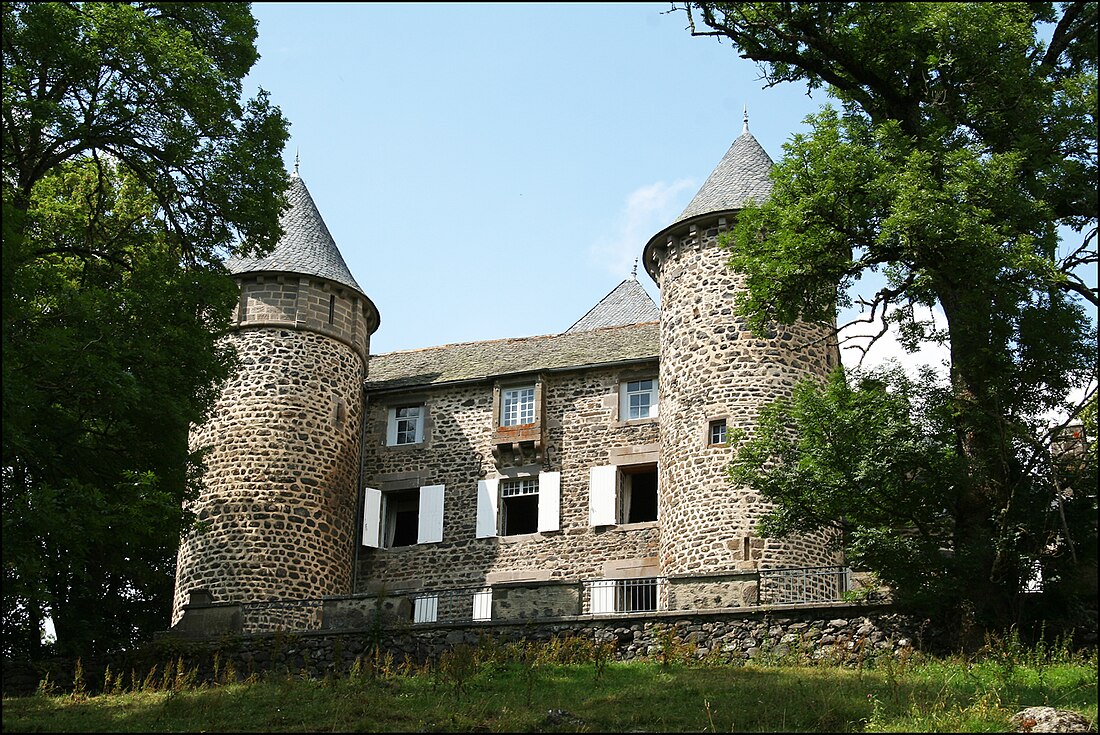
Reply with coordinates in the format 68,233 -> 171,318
241,3 -> 1092,386
243,3 -> 836,352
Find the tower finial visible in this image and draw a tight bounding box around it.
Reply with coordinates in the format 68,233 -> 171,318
293,148 -> 300,177
743,105 -> 749,134
631,258 -> 639,280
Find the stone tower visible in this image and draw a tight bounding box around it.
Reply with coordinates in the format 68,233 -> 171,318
642,117 -> 841,582
172,172 -> 380,627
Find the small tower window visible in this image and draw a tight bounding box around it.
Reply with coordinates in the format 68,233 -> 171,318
328,294 -> 336,325
708,419 -> 728,446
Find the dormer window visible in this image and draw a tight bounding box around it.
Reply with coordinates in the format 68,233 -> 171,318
500,386 -> 536,426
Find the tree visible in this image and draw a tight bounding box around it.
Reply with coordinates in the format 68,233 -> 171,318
679,2 -> 1097,634
2,2 -> 290,658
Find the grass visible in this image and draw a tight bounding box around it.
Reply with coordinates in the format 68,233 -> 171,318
4,636 -> 1097,732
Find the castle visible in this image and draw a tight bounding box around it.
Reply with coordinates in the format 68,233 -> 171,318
171,119 -> 844,630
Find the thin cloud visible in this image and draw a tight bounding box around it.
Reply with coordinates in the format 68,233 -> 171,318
590,179 -> 695,278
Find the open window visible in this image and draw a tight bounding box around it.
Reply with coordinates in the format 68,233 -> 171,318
362,485 -> 445,548
476,472 -> 560,538
589,463 -> 658,526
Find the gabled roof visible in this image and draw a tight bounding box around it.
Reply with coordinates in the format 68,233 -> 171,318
366,321 -> 659,392
226,174 -> 365,296
673,129 -> 773,226
564,278 -> 659,333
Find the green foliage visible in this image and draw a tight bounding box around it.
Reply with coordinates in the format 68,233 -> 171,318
3,643 -> 1096,733
682,1 -> 1098,633
2,2 -> 290,659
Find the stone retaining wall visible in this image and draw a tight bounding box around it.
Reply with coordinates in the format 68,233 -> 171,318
150,603 -> 922,687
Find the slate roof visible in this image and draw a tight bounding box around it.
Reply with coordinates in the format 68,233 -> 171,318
226,174 -> 365,296
564,278 -> 660,333
672,129 -> 774,226
366,321 -> 659,392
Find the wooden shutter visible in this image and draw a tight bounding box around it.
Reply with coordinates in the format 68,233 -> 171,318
588,465 -> 618,526
418,484 -> 445,544
590,580 -> 616,614
476,478 -> 499,538
537,471 -> 561,532
362,487 -> 382,548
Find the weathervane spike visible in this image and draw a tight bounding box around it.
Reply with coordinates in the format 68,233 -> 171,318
293,148 -> 300,177
632,258 -> 639,280
743,105 -> 749,134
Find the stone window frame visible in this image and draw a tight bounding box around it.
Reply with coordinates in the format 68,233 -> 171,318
380,394 -> 432,449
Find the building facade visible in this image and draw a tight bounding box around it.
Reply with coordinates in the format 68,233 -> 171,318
171,123 -> 843,628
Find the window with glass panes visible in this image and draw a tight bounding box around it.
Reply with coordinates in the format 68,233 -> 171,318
500,386 -> 535,426
623,379 -> 657,420
394,405 -> 422,445
708,418 -> 727,446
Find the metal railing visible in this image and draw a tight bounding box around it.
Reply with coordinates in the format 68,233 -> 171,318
758,565 -> 851,605
582,577 -> 666,615
411,586 -> 493,624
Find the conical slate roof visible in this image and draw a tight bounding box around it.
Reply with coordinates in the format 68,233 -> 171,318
226,174 -> 365,295
672,128 -> 774,226
564,277 -> 659,333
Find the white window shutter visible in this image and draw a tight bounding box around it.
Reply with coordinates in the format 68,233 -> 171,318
418,484 -> 445,544
472,588 -> 493,621
362,487 -> 382,548
476,479 -> 499,538
588,465 -> 618,526
537,471 -> 561,532
590,580 -> 616,614
385,408 -> 398,446
413,594 -> 438,623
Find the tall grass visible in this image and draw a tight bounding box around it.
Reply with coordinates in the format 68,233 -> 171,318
4,632 -> 1096,732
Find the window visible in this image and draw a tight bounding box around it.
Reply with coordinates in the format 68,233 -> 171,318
708,419 -> 727,446
589,464 -> 658,526
620,379 -> 658,420
500,477 -> 539,536
413,594 -> 438,623
386,405 -> 424,446
476,472 -> 561,538
500,386 -> 536,426
362,485 -> 444,548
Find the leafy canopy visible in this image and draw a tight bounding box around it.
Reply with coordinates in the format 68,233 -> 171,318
682,1 -> 1097,634
2,2 -> 290,658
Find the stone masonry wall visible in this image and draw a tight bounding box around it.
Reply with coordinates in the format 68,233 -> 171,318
653,218 -> 842,578
357,363 -> 661,594
172,277 -> 369,625
149,604 -> 921,689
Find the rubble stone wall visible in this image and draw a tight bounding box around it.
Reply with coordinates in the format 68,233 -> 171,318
652,218 -> 842,577
171,276 -> 370,624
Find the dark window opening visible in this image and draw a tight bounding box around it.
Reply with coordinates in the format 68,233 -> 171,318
328,294 -> 336,324
501,494 -> 539,535
385,489 -> 419,547
620,465 -> 658,523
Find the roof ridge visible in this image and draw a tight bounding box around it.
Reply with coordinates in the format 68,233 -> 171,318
371,320 -> 659,359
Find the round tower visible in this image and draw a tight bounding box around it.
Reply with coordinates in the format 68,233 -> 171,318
643,116 -> 841,590
172,172 -> 380,627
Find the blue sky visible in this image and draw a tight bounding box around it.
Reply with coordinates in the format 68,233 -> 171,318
244,3 -> 829,354
243,3 -> 1094,388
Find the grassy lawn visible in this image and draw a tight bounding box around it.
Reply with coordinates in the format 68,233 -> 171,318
3,645 -> 1097,732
